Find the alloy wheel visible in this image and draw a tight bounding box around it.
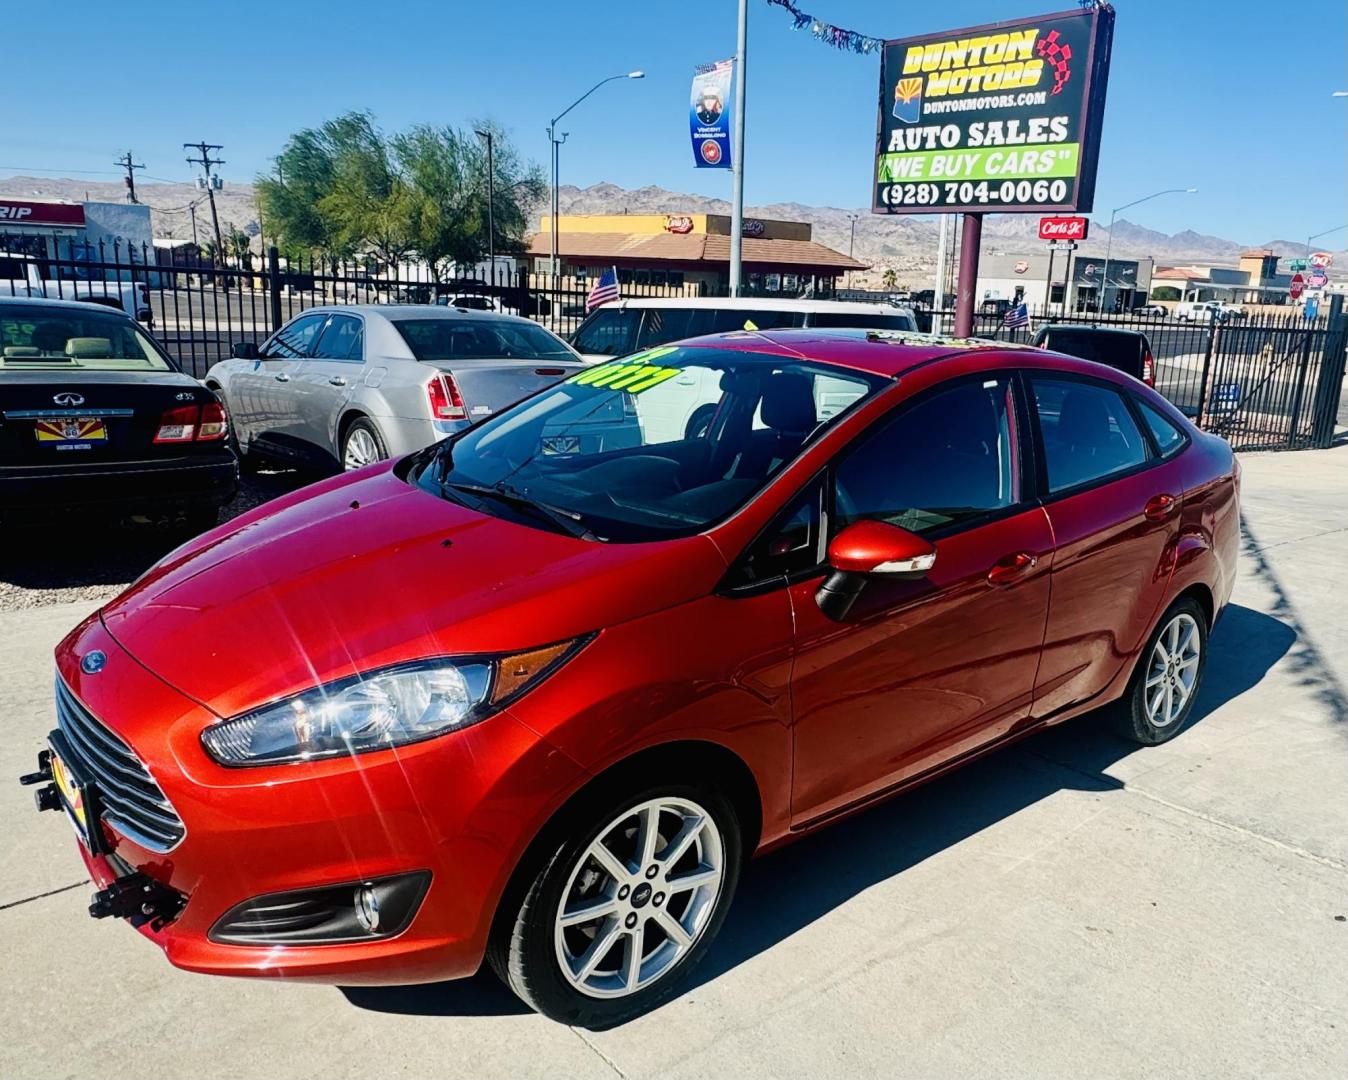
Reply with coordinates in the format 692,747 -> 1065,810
343,428 -> 381,471
553,797 -> 724,1000
1145,612 -> 1201,727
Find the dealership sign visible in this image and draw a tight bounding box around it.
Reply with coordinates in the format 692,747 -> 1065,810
1039,214 -> 1088,240
0,199 -> 86,227
873,6 -> 1114,215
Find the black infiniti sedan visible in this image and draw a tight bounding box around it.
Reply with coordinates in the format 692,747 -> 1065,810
0,297 -> 237,527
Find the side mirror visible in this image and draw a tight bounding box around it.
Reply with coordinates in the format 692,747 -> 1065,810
231,341 -> 260,360
816,521 -> 935,620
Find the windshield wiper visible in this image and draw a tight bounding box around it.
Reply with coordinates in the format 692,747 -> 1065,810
443,480 -> 598,542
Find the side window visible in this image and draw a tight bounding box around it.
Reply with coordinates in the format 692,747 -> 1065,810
634,308 -> 718,349
1031,377 -> 1149,493
1137,399 -> 1186,458
834,375 -> 1020,536
571,309 -> 639,356
710,309 -> 805,333
726,479 -> 824,589
313,315 -> 363,361
808,311 -> 916,332
269,313 -> 328,358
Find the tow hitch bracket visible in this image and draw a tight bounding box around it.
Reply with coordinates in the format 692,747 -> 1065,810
89,873 -> 185,930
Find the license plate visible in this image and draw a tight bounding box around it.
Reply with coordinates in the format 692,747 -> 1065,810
542,435 -> 581,455
35,417 -> 107,445
48,738 -> 100,852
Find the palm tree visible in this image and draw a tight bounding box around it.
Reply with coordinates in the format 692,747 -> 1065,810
881,267 -> 897,290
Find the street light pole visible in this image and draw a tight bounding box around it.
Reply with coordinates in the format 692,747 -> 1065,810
1305,224 -> 1347,260
475,129 -> 495,286
548,71 -> 644,318
846,213 -> 859,291
1103,187 -> 1196,312
729,0 -> 748,296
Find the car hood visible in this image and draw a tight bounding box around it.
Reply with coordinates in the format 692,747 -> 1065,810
99,462 -> 726,720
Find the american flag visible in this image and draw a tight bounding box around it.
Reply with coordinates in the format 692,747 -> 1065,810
586,266 -> 620,312
1003,301 -> 1030,330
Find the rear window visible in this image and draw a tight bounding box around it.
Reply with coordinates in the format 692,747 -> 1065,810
1040,330 -> 1144,373
394,318 -> 573,362
572,309 -> 640,356
809,311 -> 917,332
0,306 -> 171,371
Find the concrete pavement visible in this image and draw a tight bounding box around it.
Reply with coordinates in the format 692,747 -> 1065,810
1,447 -> 1346,1079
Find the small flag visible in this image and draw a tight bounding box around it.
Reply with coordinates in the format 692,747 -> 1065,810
1003,301 -> 1030,329
586,266 -> 620,312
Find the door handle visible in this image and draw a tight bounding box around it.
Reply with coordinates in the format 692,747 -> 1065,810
987,551 -> 1037,586
1144,493 -> 1179,522
274,372 -> 291,382
328,376 -> 347,387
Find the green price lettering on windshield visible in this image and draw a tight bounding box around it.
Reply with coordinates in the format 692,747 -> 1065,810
571,350 -> 681,394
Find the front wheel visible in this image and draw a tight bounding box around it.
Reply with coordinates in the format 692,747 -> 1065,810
491,784 -> 742,1027
1115,597 -> 1208,745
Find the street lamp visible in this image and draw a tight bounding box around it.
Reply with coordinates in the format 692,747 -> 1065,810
1305,224 -> 1347,259
474,129 -> 495,286
547,71 -> 644,311
1102,187 -> 1196,312
846,213 -> 860,291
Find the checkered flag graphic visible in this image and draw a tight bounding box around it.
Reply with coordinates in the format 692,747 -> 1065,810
1036,30 -> 1073,95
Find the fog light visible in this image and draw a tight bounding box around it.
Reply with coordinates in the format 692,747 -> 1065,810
209,871 -> 430,946
355,882 -> 380,934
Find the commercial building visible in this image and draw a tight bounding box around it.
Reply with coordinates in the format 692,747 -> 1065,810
1149,249 -> 1296,306
975,251 -> 1155,313
0,197 -> 153,270
528,213 -> 866,296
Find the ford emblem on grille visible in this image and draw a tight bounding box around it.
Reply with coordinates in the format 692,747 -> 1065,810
80,650 -> 107,674
54,392 -> 85,406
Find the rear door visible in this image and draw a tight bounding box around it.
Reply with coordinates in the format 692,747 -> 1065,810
1026,372 -> 1185,717
296,313 -> 364,457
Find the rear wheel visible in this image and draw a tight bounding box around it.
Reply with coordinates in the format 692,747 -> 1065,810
491,783 -> 741,1027
684,404 -> 717,440
341,418 -> 387,472
1115,597 -> 1208,745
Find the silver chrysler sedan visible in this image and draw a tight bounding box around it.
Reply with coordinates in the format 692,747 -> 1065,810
205,306 -> 585,472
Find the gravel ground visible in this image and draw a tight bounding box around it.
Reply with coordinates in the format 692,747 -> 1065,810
0,468 -> 311,613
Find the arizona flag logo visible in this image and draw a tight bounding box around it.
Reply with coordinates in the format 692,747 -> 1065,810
36,418 -> 106,442
892,77 -> 923,124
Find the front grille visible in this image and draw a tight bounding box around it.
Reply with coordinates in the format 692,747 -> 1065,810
55,676 -> 185,852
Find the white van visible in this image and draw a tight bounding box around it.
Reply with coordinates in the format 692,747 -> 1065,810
570,298 -> 919,443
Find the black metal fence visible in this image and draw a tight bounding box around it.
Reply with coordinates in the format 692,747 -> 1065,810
4,234 -> 1344,452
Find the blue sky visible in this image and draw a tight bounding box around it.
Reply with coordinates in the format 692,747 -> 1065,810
5,0 -> 1345,244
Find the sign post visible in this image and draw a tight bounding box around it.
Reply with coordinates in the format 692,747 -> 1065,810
872,6 -> 1114,336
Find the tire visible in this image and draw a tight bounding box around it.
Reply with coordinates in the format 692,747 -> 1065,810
490,781 -> 742,1028
341,417 -> 387,472
1114,597 -> 1208,745
684,404 -> 717,440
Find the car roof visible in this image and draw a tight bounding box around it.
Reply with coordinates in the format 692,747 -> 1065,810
292,304 -> 534,325
604,297 -> 915,313
683,327 -> 1034,378
0,295 -> 133,317
1037,324 -> 1147,339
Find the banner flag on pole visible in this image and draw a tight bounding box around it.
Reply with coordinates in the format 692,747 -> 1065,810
690,60 -> 733,169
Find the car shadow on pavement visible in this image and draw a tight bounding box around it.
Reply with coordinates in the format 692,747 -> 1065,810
342,602 -> 1294,1021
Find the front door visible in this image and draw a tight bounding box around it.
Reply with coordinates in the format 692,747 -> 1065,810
297,313 -> 364,461
233,311 -> 328,461
788,373 -> 1054,825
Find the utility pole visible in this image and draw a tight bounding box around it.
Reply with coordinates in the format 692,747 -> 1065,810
184,141 -> 226,261
189,203 -> 199,246
475,129 -> 496,286
846,214 -> 859,291
115,151 -> 144,204
728,0 -> 748,296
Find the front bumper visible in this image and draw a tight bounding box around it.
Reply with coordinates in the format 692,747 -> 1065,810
35,612 -> 588,985
0,452 -> 238,516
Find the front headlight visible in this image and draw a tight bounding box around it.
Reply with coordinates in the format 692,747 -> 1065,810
201,641 -> 585,767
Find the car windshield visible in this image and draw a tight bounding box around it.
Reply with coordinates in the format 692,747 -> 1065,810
0,306 -> 171,371
394,317 -> 573,361
412,344 -> 885,542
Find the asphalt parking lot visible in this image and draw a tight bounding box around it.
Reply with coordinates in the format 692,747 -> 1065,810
2,448 -> 1346,1078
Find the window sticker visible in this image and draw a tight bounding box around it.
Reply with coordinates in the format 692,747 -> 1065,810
570,347 -> 681,394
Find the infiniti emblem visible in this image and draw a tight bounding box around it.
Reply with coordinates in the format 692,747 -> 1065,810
80,650 -> 107,675
53,393 -> 85,407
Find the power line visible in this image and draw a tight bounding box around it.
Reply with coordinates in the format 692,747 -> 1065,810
183,141 -> 226,257
114,150 -> 145,203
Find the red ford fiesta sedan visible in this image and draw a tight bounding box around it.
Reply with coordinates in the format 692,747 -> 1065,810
24,329 -> 1239,1026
